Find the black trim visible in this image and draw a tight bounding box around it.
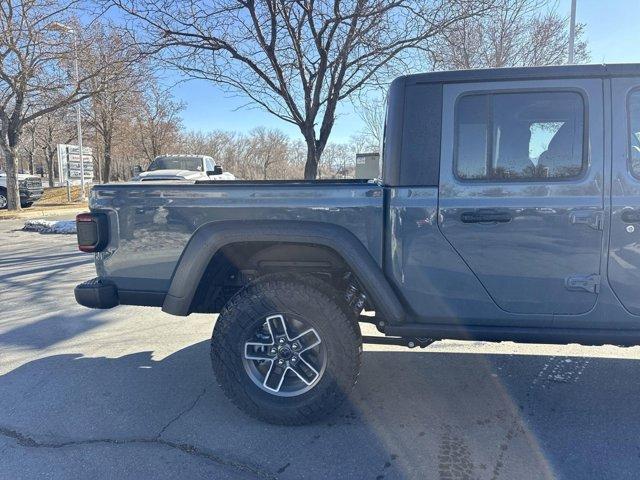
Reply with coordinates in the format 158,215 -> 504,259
75,278 -> 119,309
398,83 -> 442,187
162,220 -> 406,323
402,63 -> 640,86
383,323 -> 640,347
194,179 -> 373,185
75,277 -> 166,309
119,290 -> 166,307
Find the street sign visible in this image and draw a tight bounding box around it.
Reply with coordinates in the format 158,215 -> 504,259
57,144 -> 93,184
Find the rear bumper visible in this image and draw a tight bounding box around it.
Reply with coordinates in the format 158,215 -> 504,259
75,278 -> 119,309
75,277 -> 166,309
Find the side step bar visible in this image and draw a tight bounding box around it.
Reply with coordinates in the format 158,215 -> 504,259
382,323 -> 640,348
362,335 -> 434,348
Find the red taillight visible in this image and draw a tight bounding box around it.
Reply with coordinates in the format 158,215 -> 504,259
76,212 -> 108,253
76,213 -> 93,223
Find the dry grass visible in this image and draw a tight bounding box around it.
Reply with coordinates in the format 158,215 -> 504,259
37,186 -> 88,206
0,185 -> 89,220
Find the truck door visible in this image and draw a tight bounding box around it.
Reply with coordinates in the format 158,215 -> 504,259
438,79 -> 604,315
608,78 -> 640,315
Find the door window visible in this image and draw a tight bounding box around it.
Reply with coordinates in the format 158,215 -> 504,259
455,91 -> 585,180
628,90 -> 640,177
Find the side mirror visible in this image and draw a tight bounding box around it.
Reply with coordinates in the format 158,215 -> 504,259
207,165 -> 223,176
133,165 -> 144,174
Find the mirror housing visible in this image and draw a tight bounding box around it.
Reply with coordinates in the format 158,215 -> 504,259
133,165 -> 144,174
207,165 -> 223,176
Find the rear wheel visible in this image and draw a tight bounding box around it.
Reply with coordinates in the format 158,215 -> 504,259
0,189 -> 6,209
211,274 -> 361,425
21,202 -> 33,208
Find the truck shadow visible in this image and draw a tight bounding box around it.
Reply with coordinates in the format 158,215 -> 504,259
0,311 -> 106,349
1,342 -> 639,479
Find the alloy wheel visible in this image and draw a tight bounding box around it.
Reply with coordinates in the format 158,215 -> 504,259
242,314 -> 326,397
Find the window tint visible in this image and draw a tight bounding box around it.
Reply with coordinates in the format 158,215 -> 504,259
629,90 -> 640,177
455,91 -> 585,180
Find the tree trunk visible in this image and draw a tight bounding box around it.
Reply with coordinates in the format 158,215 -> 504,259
102,140 -> 112,182
28,154 -> 34,176
45,147 -> 55,187
303,137 -> 323,180
2,145 -> 22,211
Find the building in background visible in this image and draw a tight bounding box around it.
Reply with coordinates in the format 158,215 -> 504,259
355,152 -> 380,179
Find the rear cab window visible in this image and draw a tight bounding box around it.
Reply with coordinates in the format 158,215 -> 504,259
455,91 -> 585,181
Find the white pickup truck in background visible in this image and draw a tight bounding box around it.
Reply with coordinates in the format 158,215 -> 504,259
132,155 -> 235,182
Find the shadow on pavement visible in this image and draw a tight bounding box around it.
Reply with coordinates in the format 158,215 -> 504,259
0,310 -> 107,349
1,341 -> 640,479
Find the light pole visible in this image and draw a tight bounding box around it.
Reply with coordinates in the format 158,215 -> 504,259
48,22 -> 86,201
568,0 -> 577,64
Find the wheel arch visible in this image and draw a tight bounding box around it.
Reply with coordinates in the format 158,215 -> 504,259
161,220 -> 406,324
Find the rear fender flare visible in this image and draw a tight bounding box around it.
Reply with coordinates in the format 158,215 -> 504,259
162,220 -> 406,324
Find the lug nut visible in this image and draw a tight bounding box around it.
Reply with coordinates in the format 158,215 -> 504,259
270,347 -> 277,355
278,337 -> 286,344
292,343 -> 300,351
277,359 -> 285,365
290,356 -> 298,363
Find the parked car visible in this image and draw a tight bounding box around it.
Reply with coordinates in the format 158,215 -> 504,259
0,172 -> 43,209
75,63 -> 640,424
132,154 -> 235,182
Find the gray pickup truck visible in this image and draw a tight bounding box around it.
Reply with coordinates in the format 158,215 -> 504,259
75,64 -> 640,424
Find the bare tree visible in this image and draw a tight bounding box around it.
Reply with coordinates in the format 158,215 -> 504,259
352,88 -> 387,151
245,128 -> 290,180
83,23 -> 144,182
0,0 -> 136,210
430,0 -> 589,69
20,120 -> 39,175
133,81 -> 184,165
110,0 -> 490,179
33,109 -> 75,186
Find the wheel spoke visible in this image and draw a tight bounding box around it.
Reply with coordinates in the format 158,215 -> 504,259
289,358 -> 319,385
263,362 -> 287,392
291,328 -> 321,352
243,314 -> 325,396
244,342 -> 275,361
266,315 -> 288,339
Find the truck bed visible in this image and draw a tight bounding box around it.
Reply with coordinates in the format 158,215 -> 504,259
90,180 -> 384,294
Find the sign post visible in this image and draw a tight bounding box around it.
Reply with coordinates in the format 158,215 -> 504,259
57,144 -> 93,193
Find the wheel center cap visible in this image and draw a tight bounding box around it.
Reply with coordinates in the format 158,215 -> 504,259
278,345 -> 293,360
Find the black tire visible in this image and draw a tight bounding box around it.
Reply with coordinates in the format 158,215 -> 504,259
0,188 -> 6,209
21,202 -> 33,208
211,274 -> 362,425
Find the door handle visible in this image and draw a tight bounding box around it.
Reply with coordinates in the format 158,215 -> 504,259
460,210 -> 512,224
621,209 -> 640,224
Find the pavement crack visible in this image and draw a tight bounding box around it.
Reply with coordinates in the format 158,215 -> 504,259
0,424 -> 275,480
157,388 -> 207,439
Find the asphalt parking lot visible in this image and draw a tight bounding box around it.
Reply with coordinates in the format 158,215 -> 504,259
2,217 -> 640,479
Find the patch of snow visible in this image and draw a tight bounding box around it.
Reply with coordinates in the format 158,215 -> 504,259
23,219 -> 76,234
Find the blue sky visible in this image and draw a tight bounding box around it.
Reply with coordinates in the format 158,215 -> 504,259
168,0 -> 639,143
